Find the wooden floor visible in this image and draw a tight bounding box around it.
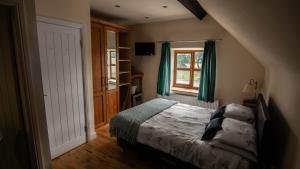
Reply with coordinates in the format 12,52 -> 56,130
51,125 -> 164,169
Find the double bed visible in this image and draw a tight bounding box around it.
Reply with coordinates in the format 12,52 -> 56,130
110,94 -> 271,169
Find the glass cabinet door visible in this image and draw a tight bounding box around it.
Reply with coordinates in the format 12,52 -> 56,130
106,30 -> 117,90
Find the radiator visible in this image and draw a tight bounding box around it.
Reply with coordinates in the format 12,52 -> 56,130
157,94 -> 219,110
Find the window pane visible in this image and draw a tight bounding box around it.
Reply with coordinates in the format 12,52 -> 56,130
111,51 -> 116,64
194,51 -> 203,69
193,71 -> 201,88
176,70 -> 190,85
111,66 -> 116,78
176,53 -> 191,68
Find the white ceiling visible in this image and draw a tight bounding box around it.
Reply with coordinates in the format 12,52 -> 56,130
90,0 -> 195,25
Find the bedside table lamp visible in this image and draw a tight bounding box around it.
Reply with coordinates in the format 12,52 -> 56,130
242,79 -> 258,100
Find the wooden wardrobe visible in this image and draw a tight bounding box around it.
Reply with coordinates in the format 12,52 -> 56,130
91,18 -> 132,129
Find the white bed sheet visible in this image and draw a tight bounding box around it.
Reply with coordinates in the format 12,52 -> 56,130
137,103 -> 251,169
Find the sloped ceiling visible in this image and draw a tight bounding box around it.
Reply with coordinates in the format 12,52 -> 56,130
197,0 -> 300,72
197,1 -> 300,166
197,0 -> 300,145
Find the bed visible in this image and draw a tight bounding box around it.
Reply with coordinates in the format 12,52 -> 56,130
110,94 -> 271,169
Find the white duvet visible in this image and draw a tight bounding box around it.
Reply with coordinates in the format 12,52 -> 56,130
137,103 -> 251,169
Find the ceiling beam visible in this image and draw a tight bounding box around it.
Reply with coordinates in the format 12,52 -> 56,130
178,0 -> 207,20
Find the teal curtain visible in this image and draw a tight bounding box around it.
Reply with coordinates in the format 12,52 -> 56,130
198,41 -> 216,102
157,42 -> 171,96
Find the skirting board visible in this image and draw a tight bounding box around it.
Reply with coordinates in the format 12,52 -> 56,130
88,131 -> 97,141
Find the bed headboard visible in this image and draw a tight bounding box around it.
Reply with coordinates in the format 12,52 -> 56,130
256,94 -> 272,167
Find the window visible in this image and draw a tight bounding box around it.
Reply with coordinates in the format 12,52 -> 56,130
107,50 -> 116,79
110,51 -> 116,79
173,50 -> 203,89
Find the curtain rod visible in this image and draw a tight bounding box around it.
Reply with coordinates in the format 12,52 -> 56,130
156,39 -> 222,43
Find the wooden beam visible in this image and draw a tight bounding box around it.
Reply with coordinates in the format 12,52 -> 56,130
178,0 -> 207,20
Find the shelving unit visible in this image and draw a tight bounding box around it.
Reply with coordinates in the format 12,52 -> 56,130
119,46 -> 131,50
119,71 -> 130,75
119,59 -> 130,62
118,31 -> 132,111
119,82 -> 131,87
131,72 -> 144,106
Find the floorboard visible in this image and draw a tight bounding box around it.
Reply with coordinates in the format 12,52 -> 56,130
51,125 -> 164,169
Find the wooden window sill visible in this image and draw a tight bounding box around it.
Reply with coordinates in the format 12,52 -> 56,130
171,87 -> 198,96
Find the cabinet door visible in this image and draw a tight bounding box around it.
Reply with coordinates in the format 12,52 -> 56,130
92,25 -> 106,128
106,90 -> 118,122
105,28 -> 118,122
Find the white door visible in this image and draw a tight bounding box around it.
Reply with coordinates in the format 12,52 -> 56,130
37,18 -> 86,159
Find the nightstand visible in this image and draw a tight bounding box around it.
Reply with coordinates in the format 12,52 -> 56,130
243,99 -> 257,111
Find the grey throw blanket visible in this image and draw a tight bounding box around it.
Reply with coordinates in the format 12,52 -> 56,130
109,98 -> 177,144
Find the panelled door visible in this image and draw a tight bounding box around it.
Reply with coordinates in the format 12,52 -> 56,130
37,18 -> 86,159
92,24 -> 106,128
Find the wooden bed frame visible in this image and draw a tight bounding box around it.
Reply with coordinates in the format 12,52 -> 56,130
117,94 -> 271,169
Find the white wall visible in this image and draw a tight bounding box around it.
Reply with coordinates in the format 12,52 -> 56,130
35,0 -> 96,140
197,0 -> 300,168
131,16 -> 265,105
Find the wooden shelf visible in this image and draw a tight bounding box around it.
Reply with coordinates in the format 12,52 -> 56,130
119,59 -> 130,62
119,49 -> 130,60
119,46 -> 131,50
131,72 -> 144,78
119,71 -> 130,75
119,62 -> 131,72
132,92 -> 142,97
119,82 -> 131,87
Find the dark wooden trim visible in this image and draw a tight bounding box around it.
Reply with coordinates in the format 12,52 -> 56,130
178,0 -> 207,20
0,0 -> 51,168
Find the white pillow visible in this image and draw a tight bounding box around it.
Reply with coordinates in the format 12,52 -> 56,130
212,118 -> 257,162
224,103 -> 255,124
209,140 -> 257,162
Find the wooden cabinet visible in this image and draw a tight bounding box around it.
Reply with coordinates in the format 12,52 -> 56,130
91,18 -> 132,128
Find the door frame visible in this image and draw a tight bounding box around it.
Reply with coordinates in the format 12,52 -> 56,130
0,0 -> 51,168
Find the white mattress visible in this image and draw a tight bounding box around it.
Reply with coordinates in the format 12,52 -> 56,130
137,103 -> 251,169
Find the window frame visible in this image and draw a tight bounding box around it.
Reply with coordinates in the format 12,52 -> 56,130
173,50 -> 203,90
